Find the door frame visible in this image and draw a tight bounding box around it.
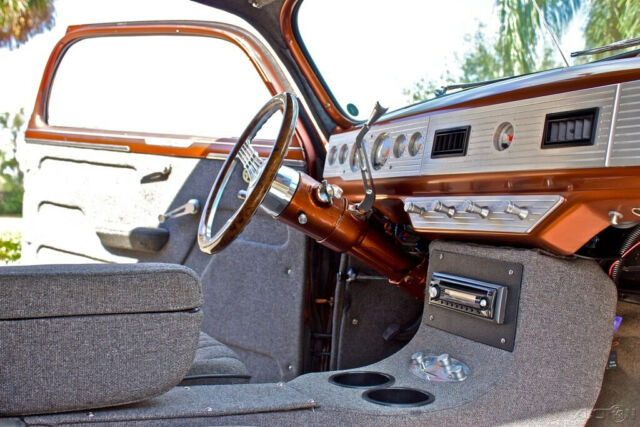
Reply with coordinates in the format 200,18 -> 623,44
26,20 -> 317,172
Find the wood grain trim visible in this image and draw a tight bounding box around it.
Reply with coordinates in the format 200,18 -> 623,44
328,166 -> 640,255
27,21 -> 311,167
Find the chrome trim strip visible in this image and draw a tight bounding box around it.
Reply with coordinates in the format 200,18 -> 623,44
261,165 -> 300,217
605,84 -> 622,167
26,138 -> 130,152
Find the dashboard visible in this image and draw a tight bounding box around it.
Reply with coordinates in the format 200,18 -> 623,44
323,60 -> 640,255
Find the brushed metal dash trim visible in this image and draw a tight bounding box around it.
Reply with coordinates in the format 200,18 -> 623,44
405,195 -> 564,234
324,83 -> 621,181
26,138 -> 130,152
605,84 -> 622,167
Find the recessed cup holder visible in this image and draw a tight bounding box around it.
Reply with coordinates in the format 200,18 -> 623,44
328,371 -> 395,389
362,387 -> 435,407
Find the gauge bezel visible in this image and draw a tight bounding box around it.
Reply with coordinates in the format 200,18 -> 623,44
494,122 -> 515,151
371,133 -> 392,170
327,145 -> 338,165
349,143 -> 360,172
393,134 -> 407,158
338,144 -> 349,164
408,132 -> 424,156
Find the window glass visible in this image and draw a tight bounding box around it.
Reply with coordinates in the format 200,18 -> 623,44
297,0 -> 598,120
48,35 -> 280,139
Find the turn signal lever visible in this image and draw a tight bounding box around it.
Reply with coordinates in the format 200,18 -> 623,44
353,102 -> 388,215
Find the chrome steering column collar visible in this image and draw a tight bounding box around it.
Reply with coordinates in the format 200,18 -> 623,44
261,165 -> 300,217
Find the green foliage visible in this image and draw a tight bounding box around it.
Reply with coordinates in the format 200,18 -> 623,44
405,0 -> 639,103
495,0 -> 581,75
583,0 -> 640,59
458,25 -> 505,84
0,0 -> 55,49
0,108 -> 25,215
0,232 -> 21,264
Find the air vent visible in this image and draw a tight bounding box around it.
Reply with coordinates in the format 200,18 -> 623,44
431,126 -> 470,158
542,108 -> 598,148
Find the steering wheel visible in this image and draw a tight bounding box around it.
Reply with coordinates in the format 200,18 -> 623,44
198,93 -> 299,255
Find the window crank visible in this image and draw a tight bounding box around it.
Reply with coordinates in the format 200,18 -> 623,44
158,199 -> 200,222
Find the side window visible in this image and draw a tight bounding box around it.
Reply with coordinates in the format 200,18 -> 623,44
47,35 -> 280,139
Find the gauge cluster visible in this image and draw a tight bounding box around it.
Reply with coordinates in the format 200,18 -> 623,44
323,83 -> 619,181
324,116 -> 427,179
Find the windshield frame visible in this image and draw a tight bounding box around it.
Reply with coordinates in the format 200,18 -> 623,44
283,0 -> 357,129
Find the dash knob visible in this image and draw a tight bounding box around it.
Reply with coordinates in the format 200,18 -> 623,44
433,201 -> 456,218
463,200 -> 490,219
404,202 -> 428,217
504,201 -> 529,220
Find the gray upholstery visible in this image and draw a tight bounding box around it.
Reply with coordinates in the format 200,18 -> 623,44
0,263 -> 203,416
22,143 -> 310,385
8,242 -> 618,426
181,332 -> 251,385
0,263 -> 203,319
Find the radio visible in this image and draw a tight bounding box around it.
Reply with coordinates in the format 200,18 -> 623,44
428,272 -> 508,324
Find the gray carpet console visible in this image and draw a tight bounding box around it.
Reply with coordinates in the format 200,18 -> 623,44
11,242 -> 617,426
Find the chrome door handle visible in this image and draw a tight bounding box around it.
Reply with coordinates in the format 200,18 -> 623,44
158,199 -> 200,222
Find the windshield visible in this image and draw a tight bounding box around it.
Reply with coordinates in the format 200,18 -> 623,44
297,0 -> 638,121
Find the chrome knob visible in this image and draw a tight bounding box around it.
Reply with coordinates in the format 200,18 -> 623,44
437,353 -> 452,368
449,364 -> 466,381
478,298 -> 488,308
505,201 -> 529,220
428,285 -> 439,299
463,200 -> 490,219
316,180 -> 344,205
433,201 -> 456,218
404,202 -> 428,217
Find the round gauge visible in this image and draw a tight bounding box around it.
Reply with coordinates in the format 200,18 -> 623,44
349,143 -> 360,172
371,133 -> 392,170
494,122 -> 514,151
338,144 -> 349,164
408,132 -> 424,156
327,146 -> 338,165
393,134 -> 407,158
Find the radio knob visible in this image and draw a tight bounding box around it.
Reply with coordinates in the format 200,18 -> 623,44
479,298 -> 488,308
404,202 -> 428,217
428,285 -> 439,299
505,201 -> 529,220
433,201 -> 456,218
463,200 -> 490,219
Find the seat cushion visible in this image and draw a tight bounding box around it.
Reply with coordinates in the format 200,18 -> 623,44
0,263 -> 203,416
181,332 -> 251,385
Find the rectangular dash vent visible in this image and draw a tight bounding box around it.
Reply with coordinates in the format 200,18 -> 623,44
542,108 -> 598,148
431,126 -> 470,158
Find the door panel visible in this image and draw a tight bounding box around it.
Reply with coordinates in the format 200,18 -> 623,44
22,146 -> 206,264
23,21 -> 314,382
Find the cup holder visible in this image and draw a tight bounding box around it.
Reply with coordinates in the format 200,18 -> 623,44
328,371 -> 395,389
362,387 -> 435,407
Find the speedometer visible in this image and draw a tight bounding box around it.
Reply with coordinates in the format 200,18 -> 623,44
371,133 -> 392,170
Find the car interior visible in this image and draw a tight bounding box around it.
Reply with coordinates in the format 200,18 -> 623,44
1,0 -> 639,425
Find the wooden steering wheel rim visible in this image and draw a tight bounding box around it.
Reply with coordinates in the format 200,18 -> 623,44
197,92 -> 299,255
